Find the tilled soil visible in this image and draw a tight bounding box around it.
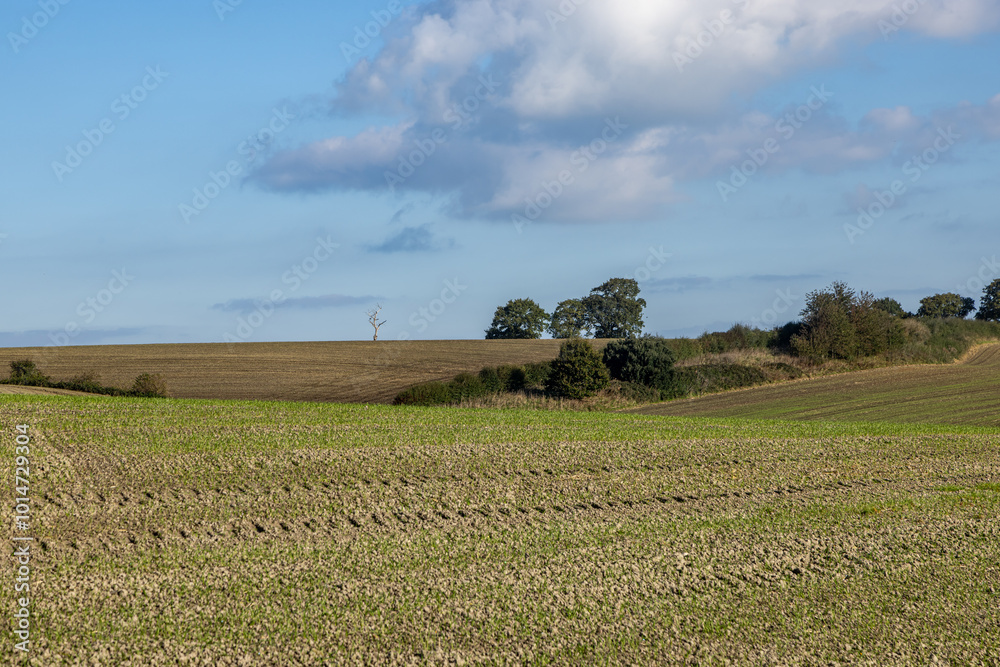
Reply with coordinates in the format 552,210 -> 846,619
8,401 -> 1000,665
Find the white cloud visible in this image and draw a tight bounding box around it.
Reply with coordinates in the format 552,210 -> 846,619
253,0 -> 1000,220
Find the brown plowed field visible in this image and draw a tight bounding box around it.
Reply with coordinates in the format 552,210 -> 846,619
633,343 -> 1000,426
0,340 -> 610,404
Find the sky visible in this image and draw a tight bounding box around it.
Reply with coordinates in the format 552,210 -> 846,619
2,0 -> 999,346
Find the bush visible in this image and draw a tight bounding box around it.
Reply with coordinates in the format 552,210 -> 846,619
521,361 -> 551,388
608,380 -> 661,403
602,337 -> 676,392
666,363 -> 769,399
478,364 -> 527,393
448,373 -> 491,403
393,382 -> 454,406
7,359 -> 49,386
546,340 -> 610,399
130,373 -> 169,398
699,324 -> 776,354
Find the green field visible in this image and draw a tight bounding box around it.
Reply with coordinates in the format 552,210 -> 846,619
4,394 -> 998,664
635,343 -> 1000,427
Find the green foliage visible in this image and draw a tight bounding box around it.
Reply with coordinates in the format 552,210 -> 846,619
521,361 -> 551,389
478,364 -> 527,393
448,373 -> 491,402
546,339 -> 610,398
699,324 -> 777,354
485,298 -> 550,339
7,359 -> 50,386
131,373 -> 170,398
917,293 -> 976,318
548,299 -> 592,339
975,280 -> 1000,322
3,360 -> 170,398
392,382 -> 455,406
666,363 -> 769,399
791,282 -> 905,361
873,297 -> 908,318
608,380 -> 661,403
602,337 -> 677,392
582,278 -> 646,338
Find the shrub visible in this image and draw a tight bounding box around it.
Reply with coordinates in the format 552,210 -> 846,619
666,363 -> 769,399
448,373 -> 491,403
393,382 -> 454,406
602,337 -> 676,392
699,324 -> 776,354
546,340 -> 610,399
608,380 -> 661,403
478,364 -> 527,393
130,373 -> 169,398
7,359 -> 49,386
521,361 -> 551,388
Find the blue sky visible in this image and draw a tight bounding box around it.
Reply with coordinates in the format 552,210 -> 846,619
3,0 -> 999,346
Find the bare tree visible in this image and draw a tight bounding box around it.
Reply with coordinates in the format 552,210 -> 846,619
367,304 -> 386,341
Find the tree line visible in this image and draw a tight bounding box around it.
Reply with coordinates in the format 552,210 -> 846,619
485,275 -> 1000,361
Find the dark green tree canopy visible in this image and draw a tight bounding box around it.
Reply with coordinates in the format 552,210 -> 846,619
546,339 -> 609,399
974,280 -> 1000,322
791,281 -> 905,360
484,298 -> 550,339
872,297 -> 908,318
548,298 -> 592,339
583,278 -> 646,339
917,293 -> 975,318
602,337 -> 677,392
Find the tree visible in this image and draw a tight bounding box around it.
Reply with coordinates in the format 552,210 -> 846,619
546,339 -> 609,398
485,298 -> 549,339
975,279 -> 1000,321
583,278 -> 646,338
791,281 -> 904,360
602,337 -> 677,393
548,298 -> 592,339
367,304 -> 386,341
872,297 -> 907,318
917,293 -> 975,318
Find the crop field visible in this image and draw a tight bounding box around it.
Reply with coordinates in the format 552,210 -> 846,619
3,394 -> 998,665
0,340 -> 601,404
635,343 -> 1000,427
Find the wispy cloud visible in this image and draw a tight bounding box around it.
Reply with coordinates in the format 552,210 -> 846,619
367,225 -> 456,253
211,294 -> 377,315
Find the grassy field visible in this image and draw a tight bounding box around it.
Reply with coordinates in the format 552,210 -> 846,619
0,340 -> 611,404
633,343 -> 1000,427
3,394 -> 998,665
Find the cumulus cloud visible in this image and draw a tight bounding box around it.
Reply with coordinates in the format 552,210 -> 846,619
250,0 -> 1000,221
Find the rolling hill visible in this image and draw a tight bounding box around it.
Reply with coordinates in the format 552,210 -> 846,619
0,340 -> 610,404
632,343 -> 1000,427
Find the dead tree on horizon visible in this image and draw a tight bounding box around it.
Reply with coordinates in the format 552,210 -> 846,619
368,304 -> 386,341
